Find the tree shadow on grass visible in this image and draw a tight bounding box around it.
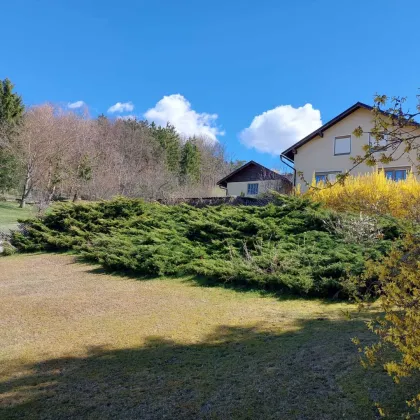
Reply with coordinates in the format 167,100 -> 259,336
0,317 -> 416,420
71,257 -> 347,304
181,275 -> 348,304
84,266 -> 158,282
72,256 -> 159,282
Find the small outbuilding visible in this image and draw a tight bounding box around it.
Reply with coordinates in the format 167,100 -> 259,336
217,160 -> 292,197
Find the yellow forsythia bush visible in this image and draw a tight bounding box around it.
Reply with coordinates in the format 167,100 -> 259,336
307,171 -> 420,221
353,235 -> 420,417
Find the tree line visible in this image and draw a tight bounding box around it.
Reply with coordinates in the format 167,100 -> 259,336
0,79 -> 237,207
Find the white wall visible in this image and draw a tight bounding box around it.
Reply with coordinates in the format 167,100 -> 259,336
210,186 -> 227,197
227,180 -> 280,197
294,108 -> 419,191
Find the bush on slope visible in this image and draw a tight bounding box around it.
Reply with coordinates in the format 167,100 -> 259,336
11,196 -> 405,297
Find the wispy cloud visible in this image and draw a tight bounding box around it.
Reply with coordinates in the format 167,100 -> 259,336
68,100 -> 85,109
144,94 -> 224,143
117,114 -> 137,121
108,102 -> 134,114
240,104 -> 322,155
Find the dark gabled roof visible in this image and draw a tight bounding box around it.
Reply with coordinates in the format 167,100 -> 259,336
217,160 -> 291,187
282,102 -> 373,160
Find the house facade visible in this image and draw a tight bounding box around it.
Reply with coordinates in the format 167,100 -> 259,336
217,161 -> 292,197
282,102 -> 420,192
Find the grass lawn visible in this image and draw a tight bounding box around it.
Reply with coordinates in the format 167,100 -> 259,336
0,202 -> 35,233
0,254 -> 414,419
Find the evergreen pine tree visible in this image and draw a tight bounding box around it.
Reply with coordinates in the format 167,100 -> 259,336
0,79 -> 24,126
180,138 -> 201,183
150,123 -> 181,173
0,78 -> 25,193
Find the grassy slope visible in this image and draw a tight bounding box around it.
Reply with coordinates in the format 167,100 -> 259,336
0,254 -> 414,419
0,202 -> 35,233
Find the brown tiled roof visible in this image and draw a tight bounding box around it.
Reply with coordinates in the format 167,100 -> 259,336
217,160 -> 291,187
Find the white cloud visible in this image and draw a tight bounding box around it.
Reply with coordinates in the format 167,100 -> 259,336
144,94 -> 224,142
108,102 -> 134,114
240,104 -> 322,155
117,114 -> 137,120
68,100 -> 85,109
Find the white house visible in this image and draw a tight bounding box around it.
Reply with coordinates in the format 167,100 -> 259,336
217,161 -> 292,197
282,102 -> 420,192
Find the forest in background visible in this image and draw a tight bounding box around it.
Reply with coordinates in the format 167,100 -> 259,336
0,79 -> 246,207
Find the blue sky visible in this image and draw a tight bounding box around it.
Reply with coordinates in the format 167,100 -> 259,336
2,0 -> 419,170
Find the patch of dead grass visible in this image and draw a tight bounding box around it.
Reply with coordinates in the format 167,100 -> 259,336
0,254 -> 413,419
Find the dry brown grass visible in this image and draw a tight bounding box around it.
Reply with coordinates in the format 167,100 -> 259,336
0,254 -> 413,419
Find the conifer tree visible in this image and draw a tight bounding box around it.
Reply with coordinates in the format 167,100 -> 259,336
150,123 -> 181,173
180,138 -> 201,183
0,78 -> 24,193
0,79 -> 24,126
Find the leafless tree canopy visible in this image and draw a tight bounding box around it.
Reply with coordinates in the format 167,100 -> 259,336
11,104 -> 234,206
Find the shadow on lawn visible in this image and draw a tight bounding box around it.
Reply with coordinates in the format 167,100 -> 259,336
68,256 -> 157,282
74,257 -> 343,304
0,317 -> 415,420
182,275 -> 346,304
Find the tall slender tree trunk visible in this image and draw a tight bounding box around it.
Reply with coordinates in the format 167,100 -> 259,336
47,185 -> 56,203
45,163 -> 53,203
20,164 -> 31,208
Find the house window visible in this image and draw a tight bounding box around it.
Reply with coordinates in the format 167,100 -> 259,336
334,136 -> 351,155
384,167 -> 409,181
315,171 -> 341,184
247,183 -> 259,195
315,174 -> 327,184
369,133 -> 388,152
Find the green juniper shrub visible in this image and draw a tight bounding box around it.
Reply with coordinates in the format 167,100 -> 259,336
0,241 -> 16,256
11,196 -> 406,297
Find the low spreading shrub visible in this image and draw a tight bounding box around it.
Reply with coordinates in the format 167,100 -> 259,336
307,171 -> 420,221
11,196 -> 405,297
0,232 -> 16,256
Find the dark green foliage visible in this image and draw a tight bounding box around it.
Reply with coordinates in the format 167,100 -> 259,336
180,139 -> 200,183
77,155 -> 93,182
0,78 -> 24,126
11,196 -> 404,297
150,123 -> 181,173
0,78 -> 24,192
0,149 -> 20,192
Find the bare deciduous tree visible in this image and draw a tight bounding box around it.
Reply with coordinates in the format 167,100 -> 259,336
11,104 -> 232,205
